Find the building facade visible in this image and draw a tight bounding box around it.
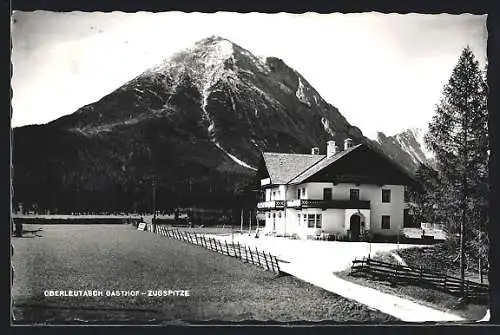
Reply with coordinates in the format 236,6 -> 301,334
256,139 -> 415,241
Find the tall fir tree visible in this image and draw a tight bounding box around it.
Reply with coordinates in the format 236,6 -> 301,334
424,46 -> 488,289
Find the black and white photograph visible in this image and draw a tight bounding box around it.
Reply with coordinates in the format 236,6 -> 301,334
10,11 -> 490,325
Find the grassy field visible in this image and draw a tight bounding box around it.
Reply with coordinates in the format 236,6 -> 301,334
12,224 -> 397,324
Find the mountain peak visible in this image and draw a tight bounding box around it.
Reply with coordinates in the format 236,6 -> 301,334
195,35 -> 232,46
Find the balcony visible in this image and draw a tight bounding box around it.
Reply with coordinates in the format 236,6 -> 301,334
257,200 -> 285,211
286,199 -> 370,209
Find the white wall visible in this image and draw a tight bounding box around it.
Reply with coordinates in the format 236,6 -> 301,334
299,182 -> 335,199
295,182 -> 405,236
321,209 -> 345,234
262,183 -> 405,237
369,185 -> 405,236
265,185 -> 287,201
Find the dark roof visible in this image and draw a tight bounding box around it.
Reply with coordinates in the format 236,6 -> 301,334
288,144 -> 362,184
262,152 -> 325,184
261,143 -> 413,186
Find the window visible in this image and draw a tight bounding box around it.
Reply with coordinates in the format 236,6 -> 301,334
272,191 -> 276,199
303,214 -> 307,226
381,215 -> 390,229
277,190 -> 281,198
316,214 -> 322,228
272,212 -> 276,218
297,189 -> 301,199
278,212 -> 282,218
267,213 -> 270,218
404,187 -> 409,202
323,188 -> 332,201
308,214 -> 316,228
382,189 -> 391,203
350,189 -> 360,201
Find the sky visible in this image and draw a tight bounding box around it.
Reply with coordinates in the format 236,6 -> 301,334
11,11 -> 487,139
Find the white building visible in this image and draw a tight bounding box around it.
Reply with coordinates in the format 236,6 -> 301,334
256,139 -> 415,241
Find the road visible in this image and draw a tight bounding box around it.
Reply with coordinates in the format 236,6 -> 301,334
11,224 -> 396,324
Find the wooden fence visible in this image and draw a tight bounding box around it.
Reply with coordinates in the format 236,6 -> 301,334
145,224 -> 281,275
350,257 -> 489,299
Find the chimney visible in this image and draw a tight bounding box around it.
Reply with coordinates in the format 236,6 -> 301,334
344,138 -> 353,150
327,140 -> 337,158
311,147 -> 320,155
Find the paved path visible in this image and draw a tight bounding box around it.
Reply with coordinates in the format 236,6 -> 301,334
279,261 -> 465,323
208,233 -> 466,323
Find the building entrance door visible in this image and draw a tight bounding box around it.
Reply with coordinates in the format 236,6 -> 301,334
349,214 -> 361,241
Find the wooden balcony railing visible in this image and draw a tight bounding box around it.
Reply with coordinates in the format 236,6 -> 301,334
286,199 -> 370,209
257,200 -> 285,210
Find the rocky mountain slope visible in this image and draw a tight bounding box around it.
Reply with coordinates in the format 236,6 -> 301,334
375,128 -> 434,169
12,36 -> 421,213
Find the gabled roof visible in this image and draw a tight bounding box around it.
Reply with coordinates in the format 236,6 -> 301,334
288,144 -> 362,184
260,143 -> 414,186
262,152 -> 325,185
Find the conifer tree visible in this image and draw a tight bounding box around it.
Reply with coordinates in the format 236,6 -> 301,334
425,47 -> 488,291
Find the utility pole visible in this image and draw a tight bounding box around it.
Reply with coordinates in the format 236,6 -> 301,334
248,209 -> 252,235
240,208 -> 243,234
152,179 -> 157,233
283,186 -> 287,237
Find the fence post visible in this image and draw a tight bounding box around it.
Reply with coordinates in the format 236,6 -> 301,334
255,247 -> 261,267
249,246 -> 254,264
225,240 -> 230,257
218,240 -> 224,255
195,233 -> 199,245
263,251 -> 270,271
243,244 -> 248,262
269,252 -> 274,272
